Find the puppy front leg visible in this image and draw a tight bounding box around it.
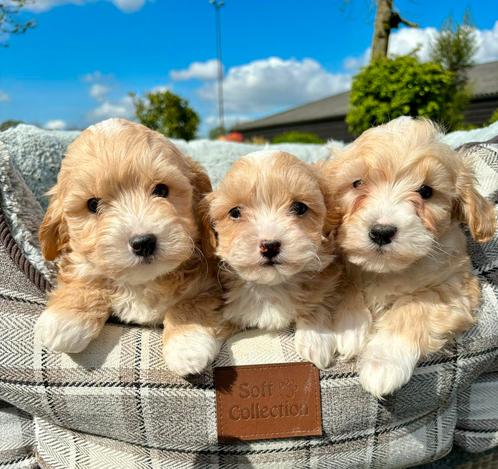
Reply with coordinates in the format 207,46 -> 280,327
162,294 -> 230,376
295,308 -> 336,370
358,290 -> 474,398
35,280 -> 111,353
332,284 -> 371,360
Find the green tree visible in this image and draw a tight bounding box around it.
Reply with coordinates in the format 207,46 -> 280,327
430,13 -> 477,85
131,90 -> 200,140
1,1 -> 36,46
0,120 -> 22,131
487,109 -> 498,125
208,126 -> 226,140
429,14 -> 477,130
346,56 -> 460,136
271,131 -> 324,144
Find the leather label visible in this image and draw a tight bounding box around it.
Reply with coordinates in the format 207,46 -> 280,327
214,362 -> 322,441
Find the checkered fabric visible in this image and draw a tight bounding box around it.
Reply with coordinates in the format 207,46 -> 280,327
0,401 -> 36,469
454,370 -> 498,454
0,140 -> 496,468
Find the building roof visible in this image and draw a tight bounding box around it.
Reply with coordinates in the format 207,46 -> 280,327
467,61 -> 498,97
233,91 -> 350,131
233,60 -> 498,132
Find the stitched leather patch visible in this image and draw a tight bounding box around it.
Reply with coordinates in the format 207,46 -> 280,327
215,362 -> 322,441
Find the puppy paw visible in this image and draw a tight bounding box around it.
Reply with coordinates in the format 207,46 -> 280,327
163,329 -> 221,376
358,334 -> 418,398
294,327 -> 336,370
334,316 -> 370,361
35,309 -> 100,353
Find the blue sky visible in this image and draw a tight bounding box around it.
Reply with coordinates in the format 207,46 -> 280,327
1,0 -> 497,135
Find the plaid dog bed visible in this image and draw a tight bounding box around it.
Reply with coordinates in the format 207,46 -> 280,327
0,132 -> 496,468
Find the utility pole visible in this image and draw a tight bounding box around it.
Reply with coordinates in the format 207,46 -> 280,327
371,0 -> 418,61
210,0 -> 225,131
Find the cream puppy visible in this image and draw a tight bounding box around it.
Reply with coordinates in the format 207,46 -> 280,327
323,117 -> 496,397
206,150 -> 342,369
34,118 -> 226,376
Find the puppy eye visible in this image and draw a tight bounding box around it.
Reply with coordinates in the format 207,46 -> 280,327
228,207 -> 241,220
352,179 -> 364,188
416,185 -> 433,199
152,183 -> 169,198
87,198 -> 101,213
290,201 -> 309,216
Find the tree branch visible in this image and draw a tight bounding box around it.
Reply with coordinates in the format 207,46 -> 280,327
390,12 -> 419,29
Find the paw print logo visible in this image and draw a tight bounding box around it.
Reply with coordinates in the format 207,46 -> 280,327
279,379 -> 298,399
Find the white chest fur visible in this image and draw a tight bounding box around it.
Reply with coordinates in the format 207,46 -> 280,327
223,282 -> 297,330
360,224 -> 469,317
111,284 -> 171,326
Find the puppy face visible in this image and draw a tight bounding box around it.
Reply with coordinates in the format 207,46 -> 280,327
40,119 -> 212,285
207,151 -> 333,285
327,117 -> 496,273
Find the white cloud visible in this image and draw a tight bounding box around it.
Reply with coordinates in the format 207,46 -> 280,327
111,0 -> 145,13
171,59 -> 220,81
343,49 -> 370,71
44,119 -> 67,130
150,84 -> 171,93
205,113 -> 251,129
83,71 -> 107,83
89,83 -> 110,101
474,21 -> 498,63
344,21 -> 498,72
88,95 -> 134,121
388,26 -> 438,61
0,91 -> 9,102
23,0 -> 146,13
199,57 -> 351,114
22,0 -> 81,12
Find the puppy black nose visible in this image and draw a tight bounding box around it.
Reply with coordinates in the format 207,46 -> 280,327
260,240 -> 281,259
369,224 -> 397,246
129,234 -> 157,257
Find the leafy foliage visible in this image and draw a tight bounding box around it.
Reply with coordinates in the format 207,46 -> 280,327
0,120 -> 23,131
428,14 -> 478,130
430,13 -> 477,85
132,90 -> 200,140
271,131 -> 324,144
208,126 -> 226,140
346,56 -> 461,136
488,109 -> 498,125
1,1 -> 36,46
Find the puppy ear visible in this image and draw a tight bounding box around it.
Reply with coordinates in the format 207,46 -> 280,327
185,157 -> 217,258
314,161 -> 342,238
198,192 -> 218,258
39,186 -> 69,260
453,160 -> 496,243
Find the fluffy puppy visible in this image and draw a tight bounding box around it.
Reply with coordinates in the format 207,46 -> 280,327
323,117 -> 496,397
34,118 -> 226,376
206,150 -> 342,369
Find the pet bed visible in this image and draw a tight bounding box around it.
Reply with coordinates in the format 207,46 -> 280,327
0,124 -> 497,468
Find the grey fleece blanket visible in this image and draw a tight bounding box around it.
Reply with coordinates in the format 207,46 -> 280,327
1,121 -> 498,286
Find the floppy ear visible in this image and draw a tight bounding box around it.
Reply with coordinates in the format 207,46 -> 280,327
313,161 -> 342,239
185,157 -> 218,259
39,186 -> 69,260
453,160 -> 496,243
198,192 -> 218,259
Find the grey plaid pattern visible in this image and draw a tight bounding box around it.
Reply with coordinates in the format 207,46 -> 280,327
0,401 -> 36,469
455,371 -> 498,453
0,142 -> 496,468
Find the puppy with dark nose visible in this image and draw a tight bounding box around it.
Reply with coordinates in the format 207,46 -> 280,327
35,118 -> 228,376
205,150 -> 343,369
129,233 -> 157,258
322,117 -> 496,397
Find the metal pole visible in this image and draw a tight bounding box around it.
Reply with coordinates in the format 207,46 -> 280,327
210,0 -> 225,130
